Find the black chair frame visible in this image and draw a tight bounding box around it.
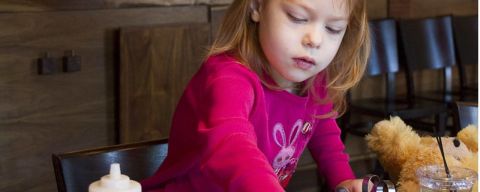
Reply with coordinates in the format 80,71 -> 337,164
52,138 -> 168,192
342,18 -> 449,141
399,15 -> 477,134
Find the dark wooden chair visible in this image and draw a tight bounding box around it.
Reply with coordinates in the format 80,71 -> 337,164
398,15 -> 477,134
452,15 -> 478,93
52,138 -> 168,192
341,18 -> 449,141
454,101 -> 478,129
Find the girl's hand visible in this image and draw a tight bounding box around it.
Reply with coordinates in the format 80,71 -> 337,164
335,179 -> 369,192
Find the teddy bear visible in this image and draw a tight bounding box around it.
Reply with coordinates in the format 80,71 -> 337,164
365,116 -> 478,192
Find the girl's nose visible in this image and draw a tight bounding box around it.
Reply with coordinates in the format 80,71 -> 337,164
302,28 -> 322,49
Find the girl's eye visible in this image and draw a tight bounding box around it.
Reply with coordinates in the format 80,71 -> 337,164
326,26 -> 343,34
287,13 -> 308,23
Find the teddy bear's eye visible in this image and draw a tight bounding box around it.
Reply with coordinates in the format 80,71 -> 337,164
453,138 -> 460,147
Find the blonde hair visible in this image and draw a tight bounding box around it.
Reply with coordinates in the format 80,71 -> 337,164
207,0 -> 370,118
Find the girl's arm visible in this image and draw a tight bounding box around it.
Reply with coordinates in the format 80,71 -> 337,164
307,115 -> 356,189
198,76 -> 284,192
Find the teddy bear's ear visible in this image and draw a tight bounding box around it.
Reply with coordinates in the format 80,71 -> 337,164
366,116 -> 421,156
457,125 -> 478,152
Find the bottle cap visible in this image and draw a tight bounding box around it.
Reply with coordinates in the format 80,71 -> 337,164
88,163 -> 141,192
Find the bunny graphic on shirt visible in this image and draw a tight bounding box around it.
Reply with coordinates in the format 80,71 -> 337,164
272,119 -> 303,186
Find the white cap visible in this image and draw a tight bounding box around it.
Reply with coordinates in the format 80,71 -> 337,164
88,163 -> 141,192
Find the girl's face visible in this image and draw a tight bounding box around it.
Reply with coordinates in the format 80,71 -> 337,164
252,0 -> 349,90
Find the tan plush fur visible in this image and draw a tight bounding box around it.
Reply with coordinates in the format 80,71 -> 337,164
365,117 -> 478,192
457,125 -> 478,152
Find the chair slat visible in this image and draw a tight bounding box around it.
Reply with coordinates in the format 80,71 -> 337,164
52,139 -> 168,192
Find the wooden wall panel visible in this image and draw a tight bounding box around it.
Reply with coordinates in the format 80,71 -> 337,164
0,0 -> 232,12
367,0 -> 388,19
210,5 -> 228,39
120,23 -> 210,143
0,0 -> 106,12
0,6 -> 208,192
390,0 -> 478,18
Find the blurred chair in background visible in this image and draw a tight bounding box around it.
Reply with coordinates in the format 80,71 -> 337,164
52,138 -> 168,192
454,101 -> 478,129
341,18 -> 448,141
398,15 -> 475,135
452,15 -> 478,94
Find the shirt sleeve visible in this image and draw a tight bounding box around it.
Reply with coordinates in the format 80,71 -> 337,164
198,76 -> 285,192
307,108 -> 355,189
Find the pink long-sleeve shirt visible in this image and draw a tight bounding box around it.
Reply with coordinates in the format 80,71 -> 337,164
141,53 -> 355,191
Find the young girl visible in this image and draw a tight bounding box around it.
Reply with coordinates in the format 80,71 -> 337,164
142,0 -> 370,191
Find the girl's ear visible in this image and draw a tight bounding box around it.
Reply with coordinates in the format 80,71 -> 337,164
250,0 -> 262,22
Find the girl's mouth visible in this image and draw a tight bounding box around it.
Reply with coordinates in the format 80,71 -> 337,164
293,57 -> 316,70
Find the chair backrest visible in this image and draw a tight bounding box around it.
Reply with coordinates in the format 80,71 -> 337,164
455,101 -> 478,128
366,18 -> 399,100
52,138 -> 168,192
452,15 -> 478,66
399,15 -> 456,71
452,15 -> 478,91
399,15 -> 457,94
367,18 -> 400,76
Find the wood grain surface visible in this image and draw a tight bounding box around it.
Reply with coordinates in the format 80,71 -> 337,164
0,0 -> 231,13
120,23 -> 210,143
0,6 -> 208,192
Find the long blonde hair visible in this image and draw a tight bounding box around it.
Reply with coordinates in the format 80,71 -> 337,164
207,0 -> 370,118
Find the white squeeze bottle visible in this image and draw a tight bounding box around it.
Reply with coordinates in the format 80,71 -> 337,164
89,163 -> 141,192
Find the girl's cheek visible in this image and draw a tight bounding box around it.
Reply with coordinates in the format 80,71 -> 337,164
279,27 -> 300,41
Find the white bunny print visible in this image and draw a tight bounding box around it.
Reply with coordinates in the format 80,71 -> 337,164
272,119 -> 303,186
